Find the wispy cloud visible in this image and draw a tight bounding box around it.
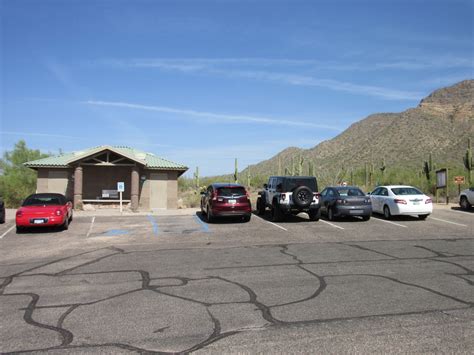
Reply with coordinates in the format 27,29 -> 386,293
0,131 -> 83,139
98,57 -> 450,100
83,100 -> 343,131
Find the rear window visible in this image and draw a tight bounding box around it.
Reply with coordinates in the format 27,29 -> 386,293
391,187 -> 423,196
23,195 -> 65,206
283,178 -> 317,192
336,188 -> 365,196
217,187 -> 246,197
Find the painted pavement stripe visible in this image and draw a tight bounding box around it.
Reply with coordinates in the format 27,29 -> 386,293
372,217 -> 408,228
86,216 -> 96,237
429,217 -> 467,227
193,215 -> 210,233
0,225 -> 15,239
147,215 -> 159,235
320,220 -> 345,230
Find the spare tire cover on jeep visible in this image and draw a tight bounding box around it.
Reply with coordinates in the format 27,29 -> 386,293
292,186 -> 313,208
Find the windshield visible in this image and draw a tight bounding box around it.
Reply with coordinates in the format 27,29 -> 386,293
391,187 -> 423,196
22,195 -> 65,206
336,188 -> 365,196
217,187 -> 246,197
284,178 -> 317,192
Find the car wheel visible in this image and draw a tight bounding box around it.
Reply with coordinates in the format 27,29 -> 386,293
418,214 -> 429,220
271,203 -> 283,222
69,211 -> 73,222
0,215 -> 5,224
206,206 -> 214,223
16,226 -> 23,234
256,197 -> 266,215
362,215 -> 371,221
242,215 -> 251,223
327,207 -> 335,221
308,208 -> 320,221
62,217 -> 69,231
383,205 -> 391,220
460,196 -> 471,210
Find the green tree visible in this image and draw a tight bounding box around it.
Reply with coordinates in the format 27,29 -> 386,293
0,140 -> 50,207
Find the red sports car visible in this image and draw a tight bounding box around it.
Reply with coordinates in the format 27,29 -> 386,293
16,193 -> 73,233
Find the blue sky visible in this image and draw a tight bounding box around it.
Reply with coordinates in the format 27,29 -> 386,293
1,0 -> 473,176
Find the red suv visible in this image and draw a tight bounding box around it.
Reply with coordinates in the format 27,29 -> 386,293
200,183 -> 252,223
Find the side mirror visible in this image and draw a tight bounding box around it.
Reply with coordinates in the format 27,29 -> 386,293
263,184 -> 268,189
200,190 -> 206,196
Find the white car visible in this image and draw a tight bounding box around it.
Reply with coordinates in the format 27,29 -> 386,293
369,185 -> 432,220
459,187 -> 474,210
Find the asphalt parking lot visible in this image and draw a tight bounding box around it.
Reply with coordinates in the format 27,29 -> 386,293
0,206 -> 473,353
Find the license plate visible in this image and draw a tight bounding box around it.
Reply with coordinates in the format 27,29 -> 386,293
350,210 -> 363,214
33,219 -> 45,224
228,199 -> 237,204
412,202 -> 420,205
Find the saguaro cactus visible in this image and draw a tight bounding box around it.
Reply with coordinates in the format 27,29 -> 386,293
423,153 -> 433,181
463,138 -> 473,184
379,158 -> 386,183
193,166 -> 200,189
297,155 -> 305,176
247,168 -> 251,188
308,161 -> 315,177
278,156 -> 282,175
234,158 -> 238,183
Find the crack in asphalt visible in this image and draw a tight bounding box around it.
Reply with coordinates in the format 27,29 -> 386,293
2,241 -> 473,354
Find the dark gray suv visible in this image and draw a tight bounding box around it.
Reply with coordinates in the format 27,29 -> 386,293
256,176 -> 321,221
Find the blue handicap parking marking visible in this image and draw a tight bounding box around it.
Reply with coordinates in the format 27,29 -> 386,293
102,229 -> 129,236
147,215 -> 159,235
193,215 -> 210,233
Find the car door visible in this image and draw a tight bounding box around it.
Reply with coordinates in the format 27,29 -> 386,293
320,188 -> 328,213
468,187 -> 474,204
267,178 -> 276,204
370,187 -> 382,212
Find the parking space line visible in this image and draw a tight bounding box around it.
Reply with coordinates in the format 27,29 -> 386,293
0,225 -> 15,239
193,215 -> 210,233
429,217 -> 467,227
254,215 -> 288,231
147,215 -> 159,235
86,216 -> 95,237
444,208 -> 474,216
319,220 -> 345,230
372,218 -> 407,228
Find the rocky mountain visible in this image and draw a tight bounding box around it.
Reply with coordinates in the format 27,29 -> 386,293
243,80 -> 474,179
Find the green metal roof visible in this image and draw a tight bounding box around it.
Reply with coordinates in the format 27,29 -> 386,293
24,145 -> 188,172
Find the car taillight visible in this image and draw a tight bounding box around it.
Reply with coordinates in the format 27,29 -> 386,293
212,191 -> 218,201
425,198 -> 432,204
55,210 -> 62,216
16,210 -> 23,217
365,198 -> 371,204
394,199 -> 407,204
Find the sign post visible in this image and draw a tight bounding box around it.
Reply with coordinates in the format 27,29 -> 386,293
436,169 -> 448,204
117,182 -> 125,213
454,176 -> 465,196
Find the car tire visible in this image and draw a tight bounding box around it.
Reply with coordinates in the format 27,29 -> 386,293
206,206 -> 214,223
460,196 -> 471,210
327,207 -> 335,221
308,208 -> 320,221
418,214 -> 429,220
292,186 -> 313,208
0,215 -> 5,224
256,197 -> 266,215
62,217 -> 69,231
271,203 -> 283,222
383,205 -> 391,220
242,215 -> 251,223
69,211 -> 73,222
16,226 -> 23,234
362,215 -> 371,221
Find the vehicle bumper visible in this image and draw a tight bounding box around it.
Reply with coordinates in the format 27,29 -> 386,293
279,204 -> 321,214
334,205 -> 372,217
390,204 -> 433,215
16,216 -> 66,227
211,205 -> 252,217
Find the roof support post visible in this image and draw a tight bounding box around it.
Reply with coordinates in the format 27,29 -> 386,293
131,166 -> 139,211
73,166 -> 83,210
